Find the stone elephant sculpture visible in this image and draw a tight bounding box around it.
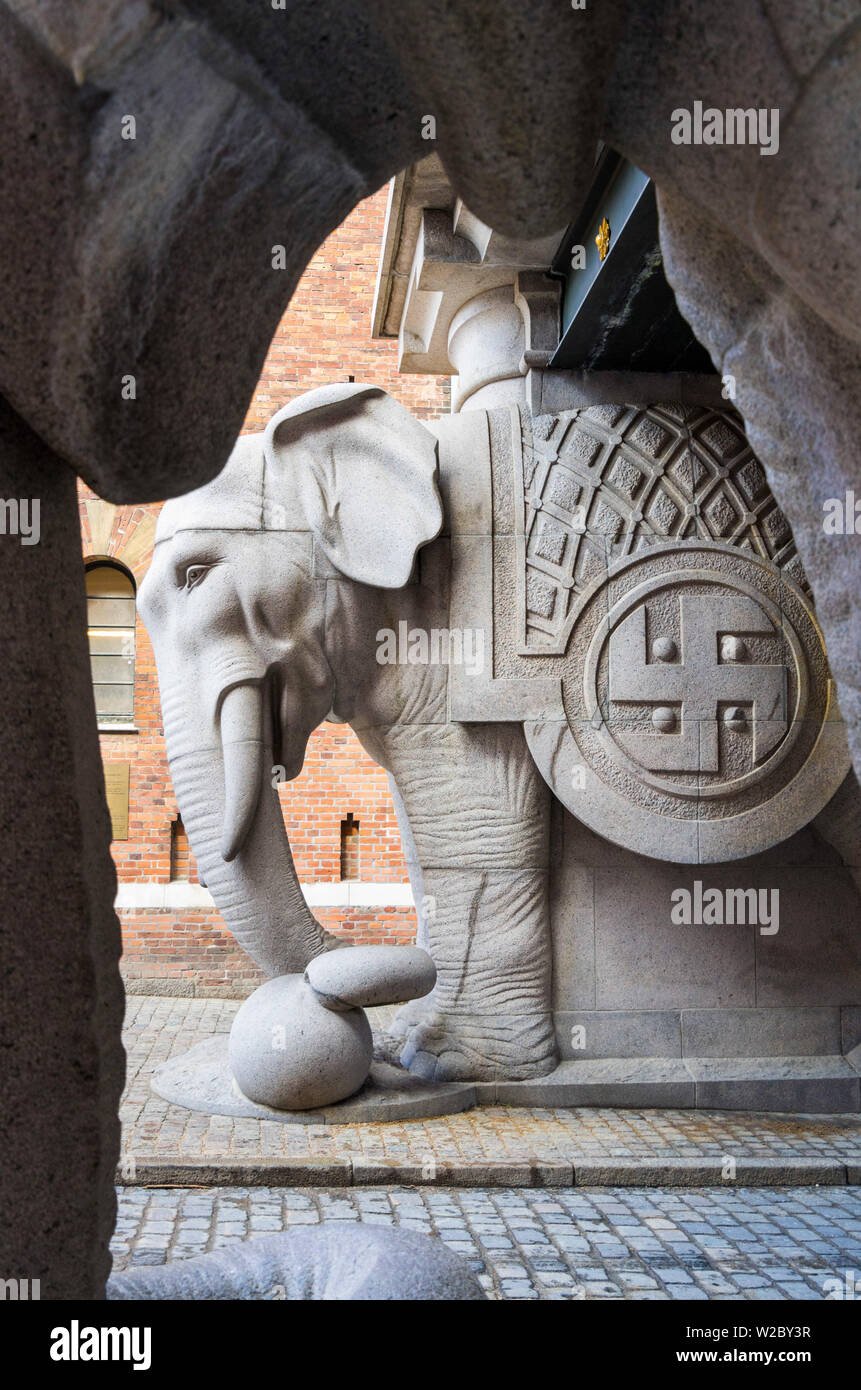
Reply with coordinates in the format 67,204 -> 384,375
7,0 -> 860,1305
139,381 -> 559,1082
140,379 -> 853,1087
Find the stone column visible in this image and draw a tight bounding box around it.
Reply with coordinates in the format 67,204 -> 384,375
376,190 -> 563,414
0,399 -> 123,1299
446,286 -> 527,412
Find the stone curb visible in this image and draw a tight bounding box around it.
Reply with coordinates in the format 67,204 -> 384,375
116,1156 -> 858,1189
571,1157 -> 848,1187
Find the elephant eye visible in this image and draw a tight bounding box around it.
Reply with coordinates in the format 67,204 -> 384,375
183,564 -> 211,592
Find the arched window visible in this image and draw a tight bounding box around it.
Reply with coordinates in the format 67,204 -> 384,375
86,561 -> 136,726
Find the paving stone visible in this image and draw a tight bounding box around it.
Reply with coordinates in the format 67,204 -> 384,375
110,998 -> 861,1299
115,1183 -> 861,1301
119,997 -> 861,1183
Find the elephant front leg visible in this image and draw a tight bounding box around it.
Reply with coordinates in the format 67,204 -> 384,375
370,723 -> 558,1082
399,864 -> 556,1081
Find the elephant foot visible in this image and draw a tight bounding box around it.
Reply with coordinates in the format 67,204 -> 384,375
376,993 -> 438,1068
398,1008 -> 558,1083
372,1030 -> 407,1067
388,992 -> 438,1042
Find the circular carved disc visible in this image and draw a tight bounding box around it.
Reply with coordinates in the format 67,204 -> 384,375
525,542 -> 849,863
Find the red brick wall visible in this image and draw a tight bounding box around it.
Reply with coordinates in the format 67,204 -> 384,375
79,185 -> 447,996
242,191 -> 449,430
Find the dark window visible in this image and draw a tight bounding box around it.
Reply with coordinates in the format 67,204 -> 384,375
170,815 -> 195,882
340,813 -> 360,881
86,562 -> 136,725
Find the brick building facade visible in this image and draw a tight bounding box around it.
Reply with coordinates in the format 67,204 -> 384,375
80,187 -> 448,996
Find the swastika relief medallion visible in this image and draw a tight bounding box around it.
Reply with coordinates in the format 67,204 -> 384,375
525,542 -> 849,863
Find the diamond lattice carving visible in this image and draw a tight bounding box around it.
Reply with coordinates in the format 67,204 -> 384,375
517,403 -> 808,654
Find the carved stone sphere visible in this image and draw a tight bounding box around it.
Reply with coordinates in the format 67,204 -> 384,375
724,706 -> 748,732
229,974 -> 373,1111
652,706 -> 677,732
652,636 -> 677,662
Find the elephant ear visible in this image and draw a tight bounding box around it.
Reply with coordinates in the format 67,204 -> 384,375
263,383 -> 443,588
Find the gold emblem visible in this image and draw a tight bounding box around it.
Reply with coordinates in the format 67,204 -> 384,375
595,217 -> 611,261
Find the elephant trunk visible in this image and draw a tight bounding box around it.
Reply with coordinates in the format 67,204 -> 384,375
162,682 -> 342,977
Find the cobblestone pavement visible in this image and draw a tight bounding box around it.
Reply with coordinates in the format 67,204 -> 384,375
111,1184 -> 861,1300
122,996 -> 861,1167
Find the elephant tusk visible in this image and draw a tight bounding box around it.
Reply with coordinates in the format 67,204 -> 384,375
219,683 -> 265,863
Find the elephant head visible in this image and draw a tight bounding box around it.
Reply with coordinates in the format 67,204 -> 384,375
138,384 -> 442,977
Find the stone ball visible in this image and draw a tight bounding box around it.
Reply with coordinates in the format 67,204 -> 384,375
228,974 -> 373,1111
651,636 -> 677,662
652,705 -> 677,732
306,944 -> 436,1009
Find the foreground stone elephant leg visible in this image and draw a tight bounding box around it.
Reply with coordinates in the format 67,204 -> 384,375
108,1226 -> 485,1301
0,400 -> 124,1298
374,723 -> 557,1082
